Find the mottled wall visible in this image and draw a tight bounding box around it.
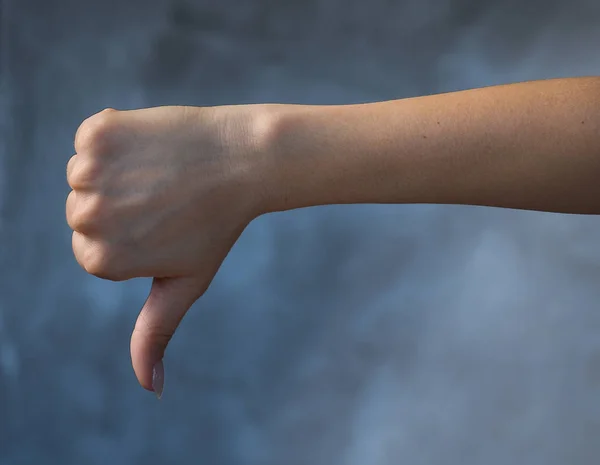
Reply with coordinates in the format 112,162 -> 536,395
2,1 -> 600,464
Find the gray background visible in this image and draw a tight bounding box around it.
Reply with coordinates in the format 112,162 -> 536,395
2,0 -> 600,464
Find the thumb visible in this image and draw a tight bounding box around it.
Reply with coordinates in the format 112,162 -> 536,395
130,276 -> 205,398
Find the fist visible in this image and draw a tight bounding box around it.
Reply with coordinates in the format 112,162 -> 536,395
66,106 -> 265,396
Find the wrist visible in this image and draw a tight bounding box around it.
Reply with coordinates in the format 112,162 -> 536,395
254,103 -> 338,214
199,103 -> 292,221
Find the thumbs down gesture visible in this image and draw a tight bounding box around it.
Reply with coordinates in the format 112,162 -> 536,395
66,106 -> 270,398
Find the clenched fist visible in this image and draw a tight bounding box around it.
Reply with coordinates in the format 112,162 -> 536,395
66,106 -> 271,397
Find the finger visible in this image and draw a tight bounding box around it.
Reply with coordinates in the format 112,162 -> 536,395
74,108 -> 118,153
65,190 -> 77,230
65,190 -> 104,235
130,276 -> 205,398
71,230 -> 101,274
71,231 -> 126,280
66,154 -> 77,186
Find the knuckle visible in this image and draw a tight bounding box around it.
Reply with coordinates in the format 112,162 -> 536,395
134,318 -> 173,345
73,233 -> 105,276
66,193 -> 108,233
65,190 -> 77,229
133,314 -> 174,348
81,243 -> 123,281
86,193 -> 108,218
67,155 -> 103,189
75,109 -> 118,153
66,155 -> 77,185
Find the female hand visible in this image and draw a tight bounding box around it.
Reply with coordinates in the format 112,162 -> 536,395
66,105 -> 270,397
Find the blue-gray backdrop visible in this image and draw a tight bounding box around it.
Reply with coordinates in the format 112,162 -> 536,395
2,0 -> 600,464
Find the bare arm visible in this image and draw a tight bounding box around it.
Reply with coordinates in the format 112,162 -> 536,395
68,77 -> 600,396
259,77 -> 600,215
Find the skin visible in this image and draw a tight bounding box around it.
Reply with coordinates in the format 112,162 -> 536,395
66,76 -> 600,397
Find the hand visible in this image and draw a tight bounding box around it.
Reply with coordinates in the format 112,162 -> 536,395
66,106 -> 268,397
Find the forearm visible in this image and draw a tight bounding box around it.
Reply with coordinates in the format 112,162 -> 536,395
260,77 -> 600,215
